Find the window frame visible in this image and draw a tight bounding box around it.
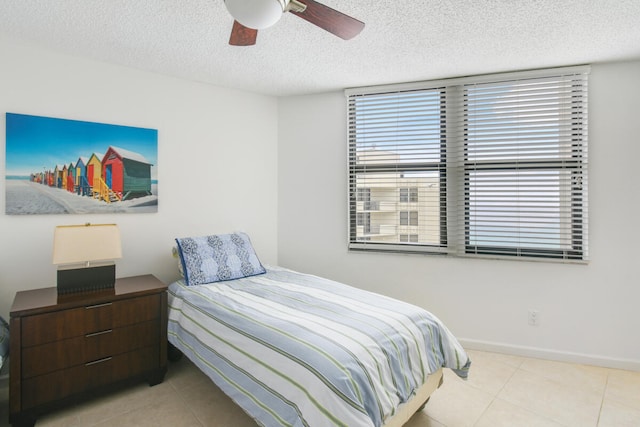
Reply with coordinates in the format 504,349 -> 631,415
346,66 -> 589,263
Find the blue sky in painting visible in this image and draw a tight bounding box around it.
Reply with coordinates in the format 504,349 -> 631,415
5,113 -> 158,178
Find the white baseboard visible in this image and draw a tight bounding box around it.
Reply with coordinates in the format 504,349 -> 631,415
459,338 -> 640,372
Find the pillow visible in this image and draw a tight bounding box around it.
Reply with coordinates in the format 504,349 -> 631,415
0,316 -> 8,372
171,246 -> 184,277
175,232 -> 266,286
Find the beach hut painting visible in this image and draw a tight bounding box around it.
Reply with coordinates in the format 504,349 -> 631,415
5,113 -> 158,215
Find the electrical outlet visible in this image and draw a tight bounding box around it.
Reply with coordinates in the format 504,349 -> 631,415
528,310 -> 540,326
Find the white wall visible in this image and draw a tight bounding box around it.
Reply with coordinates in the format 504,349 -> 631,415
0,37 -> 279,319
277,60 -> 640,370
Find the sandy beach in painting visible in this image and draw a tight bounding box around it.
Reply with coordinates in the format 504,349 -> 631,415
5,180 -> 158,215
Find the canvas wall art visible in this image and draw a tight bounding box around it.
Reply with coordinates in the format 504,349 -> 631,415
5,113 -> 158,215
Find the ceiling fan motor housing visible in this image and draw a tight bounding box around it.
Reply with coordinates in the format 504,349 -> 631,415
224,0 -> 288,30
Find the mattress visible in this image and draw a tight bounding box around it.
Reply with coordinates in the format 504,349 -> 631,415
167,265 -> 469,427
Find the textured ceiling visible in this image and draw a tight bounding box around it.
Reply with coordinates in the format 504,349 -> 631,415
1,0 -> 640,96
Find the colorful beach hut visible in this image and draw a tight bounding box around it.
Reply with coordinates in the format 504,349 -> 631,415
61,165 -> 69,191
102,146 -> 153,201
53,165 -> 64,188
75,157 -> 90,196
86,153 -> 103,193
66,162 -> 76,192
45,169 -> 54,187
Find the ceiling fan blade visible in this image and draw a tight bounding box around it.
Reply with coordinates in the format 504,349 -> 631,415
291,0 -> 364,40
229,20 -> 258,46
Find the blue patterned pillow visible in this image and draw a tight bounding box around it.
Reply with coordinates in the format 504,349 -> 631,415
175,232 -> 266,286
0,316 -> 8,372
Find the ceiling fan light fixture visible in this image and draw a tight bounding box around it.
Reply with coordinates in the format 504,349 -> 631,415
224,0 -> 287,30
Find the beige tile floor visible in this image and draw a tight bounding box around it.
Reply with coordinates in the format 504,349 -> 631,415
1,350 -> 639,427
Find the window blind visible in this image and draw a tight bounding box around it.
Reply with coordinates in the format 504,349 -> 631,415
462,74 -> 588,259
347,66 -> 589,262
347,88 -> 448,253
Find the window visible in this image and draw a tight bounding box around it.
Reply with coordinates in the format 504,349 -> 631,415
356,212 -> 371,234
399,187 -> 418,203
347,66 -> 589,262
399,211 -> 418,226
356,187 -> 370,202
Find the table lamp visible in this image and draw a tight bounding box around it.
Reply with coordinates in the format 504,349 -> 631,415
52,223 -> 122,294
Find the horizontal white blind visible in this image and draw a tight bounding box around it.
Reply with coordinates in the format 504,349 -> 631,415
348,88 -> 447,253
347,66 -> 589,261
461,73 -> 588,260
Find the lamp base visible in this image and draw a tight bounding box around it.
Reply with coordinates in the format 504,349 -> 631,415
57,262 -> 116,295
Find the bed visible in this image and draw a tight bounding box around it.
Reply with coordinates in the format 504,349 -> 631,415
168,233 -> 470,427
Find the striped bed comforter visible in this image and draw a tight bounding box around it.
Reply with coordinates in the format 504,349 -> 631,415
167,265 -> 470,427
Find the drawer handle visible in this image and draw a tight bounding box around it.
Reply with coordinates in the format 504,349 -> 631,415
85,302 -> 112,309
85,329 -> 113,338
86,357 -> 112,366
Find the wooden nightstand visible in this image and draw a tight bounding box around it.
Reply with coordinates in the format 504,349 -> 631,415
9,275 -> 168,427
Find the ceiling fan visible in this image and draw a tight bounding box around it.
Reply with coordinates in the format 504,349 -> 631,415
224,0 -> 365,46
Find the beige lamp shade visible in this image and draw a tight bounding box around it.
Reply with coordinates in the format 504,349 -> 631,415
52,223 -> 122,266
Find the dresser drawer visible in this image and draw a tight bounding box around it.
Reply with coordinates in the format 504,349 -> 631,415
21,294 -> 161,347
21,345 -> 159,410
21,320 -> 159,378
